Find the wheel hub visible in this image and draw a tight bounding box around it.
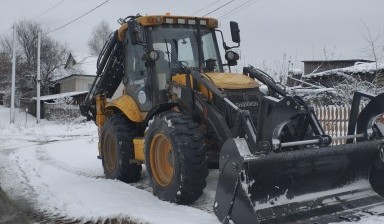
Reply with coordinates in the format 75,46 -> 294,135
150,134 -> 175,187
104,133 -> 117,172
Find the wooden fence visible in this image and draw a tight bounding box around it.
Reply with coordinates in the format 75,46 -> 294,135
313,105 -> 384,145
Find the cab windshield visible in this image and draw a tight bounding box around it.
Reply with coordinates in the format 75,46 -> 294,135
149,24 -> 223,74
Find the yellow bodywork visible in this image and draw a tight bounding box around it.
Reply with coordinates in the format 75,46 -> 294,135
117,23 -> 128,41
96,95 -> 106,158
137,15 -> 218,28
204,72 -> 259,89
105,95 -> 143,123
96,94 -> 146,162
117,14 -> 218,42
96,95 -> 106,128
133,138 -> 145,162
172,72 -> 259,100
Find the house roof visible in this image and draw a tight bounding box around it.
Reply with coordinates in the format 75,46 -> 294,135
303,62 -> 384,78
32,91 -> 88,101
71,53 -> 98,76
56,52 -> 97,82
301,59 -> 374,63
54,74 -> 96,83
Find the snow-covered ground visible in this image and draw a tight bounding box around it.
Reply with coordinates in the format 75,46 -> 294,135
1,105 -> 384,224
0,106 -> 219,223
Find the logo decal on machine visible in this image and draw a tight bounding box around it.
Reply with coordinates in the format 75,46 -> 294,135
235,101 -> 258,108
138,90 -> 146,105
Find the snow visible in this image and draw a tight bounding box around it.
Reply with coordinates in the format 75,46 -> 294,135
52,53 -> 98,82
71,53 -> 98,76
252,179 -> 372,210
288,68 -> 303,75
31,91 -> 88,101
1,106 -> 384,223
287,87 -> 336,94
163,117 -> 174,128
0,106 -> 219,224
304,62 -> 384,78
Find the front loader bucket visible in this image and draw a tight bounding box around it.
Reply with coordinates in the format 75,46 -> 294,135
214,138 -> 384,224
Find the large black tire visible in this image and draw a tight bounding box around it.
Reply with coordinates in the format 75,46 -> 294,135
100,114 -> 142,183
145,111 -> 208,205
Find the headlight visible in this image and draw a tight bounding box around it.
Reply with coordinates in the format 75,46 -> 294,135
143,50 -> 159,62
225,50 -> 239,61
149,50 -> 159,61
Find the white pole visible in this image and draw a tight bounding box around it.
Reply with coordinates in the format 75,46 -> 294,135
36,31 -> 41,124
10,24 -> 16,124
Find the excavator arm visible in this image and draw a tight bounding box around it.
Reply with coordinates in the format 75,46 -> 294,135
80,31 -> 125,121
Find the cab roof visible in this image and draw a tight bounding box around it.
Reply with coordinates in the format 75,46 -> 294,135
136,14 -> 218,29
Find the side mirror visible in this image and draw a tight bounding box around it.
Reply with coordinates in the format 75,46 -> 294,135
230,21 -> 240,44
128,21 -> 143,45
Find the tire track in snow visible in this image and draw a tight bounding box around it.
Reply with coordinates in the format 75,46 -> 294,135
3,151 -> 139,224
35,146 -> 104,179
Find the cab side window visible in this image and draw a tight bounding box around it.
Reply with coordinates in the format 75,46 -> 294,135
123,30 -> 152,111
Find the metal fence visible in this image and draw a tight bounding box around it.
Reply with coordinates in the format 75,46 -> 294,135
43,103 -> 81,121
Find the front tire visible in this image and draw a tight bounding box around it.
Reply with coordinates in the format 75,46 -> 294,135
145,112 -> 208,205
100,114 -> 142,183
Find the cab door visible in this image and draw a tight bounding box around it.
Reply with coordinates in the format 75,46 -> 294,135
122,30 -> 153,112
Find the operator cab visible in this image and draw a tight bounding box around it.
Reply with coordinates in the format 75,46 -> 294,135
120,15 -> 224,111
119,15 -> 252,114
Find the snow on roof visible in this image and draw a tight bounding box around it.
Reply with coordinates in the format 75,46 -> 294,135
304,62 -> 384,78
53,53 -> 98,82
32,91 -> 88,101
287,86 -> 336,95
301,59 -> 373,63
72,53 -> 98,76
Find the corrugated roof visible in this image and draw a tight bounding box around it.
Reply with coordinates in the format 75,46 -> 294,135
301,59 -> 373,63
304,62 -> 384,78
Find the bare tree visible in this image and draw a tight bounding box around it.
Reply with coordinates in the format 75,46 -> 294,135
0,20 -> 68,98
0,51 -> 11,93
361,22 -> 384,92
88,20 -> 112,56
270,53 -> 298,84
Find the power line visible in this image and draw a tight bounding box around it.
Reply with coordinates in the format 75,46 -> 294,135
192,0 -> 223,16
33,0 -> 69,20
47,0 -> 110,34
219,0 -> 253,19
1,0 -> 69,35
203,0 -> 235,17
219,0 -> 261,20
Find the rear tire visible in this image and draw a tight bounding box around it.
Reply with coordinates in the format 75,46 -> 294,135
100,114 -> 142,183
145,111 -> 208,205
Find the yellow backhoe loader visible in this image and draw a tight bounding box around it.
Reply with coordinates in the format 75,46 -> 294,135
80,14 -> 384,223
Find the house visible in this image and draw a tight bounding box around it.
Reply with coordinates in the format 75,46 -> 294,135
302,59 -> 374,75
286,59 -> 384,105
53,52 -> 124,99
52,52 -> 98,94
303,61 -> 384,88
20,53 -> 98,119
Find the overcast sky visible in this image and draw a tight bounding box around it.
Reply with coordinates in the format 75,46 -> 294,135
1,0 -> 383,70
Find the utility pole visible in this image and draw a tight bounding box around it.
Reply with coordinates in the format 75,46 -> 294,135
10,24 -> 16,124
36,31 -> 41,124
